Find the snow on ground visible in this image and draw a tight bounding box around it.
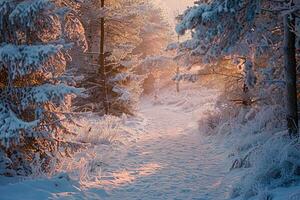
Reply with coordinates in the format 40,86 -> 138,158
232,185 -> 300,200
0,82 -> 225,199
90,83 -> 232,200
1,82 -> 299,200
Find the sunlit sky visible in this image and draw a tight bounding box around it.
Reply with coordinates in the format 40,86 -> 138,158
153,0 -> 195,25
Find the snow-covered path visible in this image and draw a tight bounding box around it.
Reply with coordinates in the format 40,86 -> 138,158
95,85 -> 231,200
0,85 -> 233,200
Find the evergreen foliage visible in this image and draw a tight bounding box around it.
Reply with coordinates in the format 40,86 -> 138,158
0,0 -> 86,176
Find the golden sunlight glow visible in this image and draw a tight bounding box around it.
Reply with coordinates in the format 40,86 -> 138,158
100,163 -> 161,189
153,0 -> 195,26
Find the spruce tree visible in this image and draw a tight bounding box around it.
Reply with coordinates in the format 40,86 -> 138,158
0,0 -> 86,176
74,0 -> 144,116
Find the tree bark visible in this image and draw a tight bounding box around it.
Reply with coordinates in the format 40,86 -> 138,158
176,35 -> 180,93
98,0 -> 109,115
283,13 -> 298,136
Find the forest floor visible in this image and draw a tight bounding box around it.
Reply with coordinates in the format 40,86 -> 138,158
1,82 -> 298,200
91,83 -> 232,200
0,82 -> 234,200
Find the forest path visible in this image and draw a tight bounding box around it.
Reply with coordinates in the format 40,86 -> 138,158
94,84 -> 232,200
0,84 -> 233,200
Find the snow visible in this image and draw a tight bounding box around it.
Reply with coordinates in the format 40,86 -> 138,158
0,81 -> 230,200
92,84 -> 230,200
24,83 -> 83,105
0,103 -> 39,143
9,0 -> 52,28
0,44 -> 63,79
233,185 -> 300,200
0,83 -> 298,200
0,173 -> 94,200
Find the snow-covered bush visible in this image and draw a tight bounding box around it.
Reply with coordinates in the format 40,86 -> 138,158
0,0 -> 86,176
198,109 -> 222,135
75,115 -> 123,145
200,95 -> 298,200
57,113 -> 146,184
195,59 -> 289,199
198,94 -> 298,199
232,133 -> 300,199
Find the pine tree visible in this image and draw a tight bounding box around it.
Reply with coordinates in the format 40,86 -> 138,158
73,0 -> 144,115
0,0 -> 86,176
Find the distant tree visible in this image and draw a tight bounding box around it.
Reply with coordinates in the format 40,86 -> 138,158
0,0 -> 86,176
134,3 -> 174,95
73,0 -> 147,115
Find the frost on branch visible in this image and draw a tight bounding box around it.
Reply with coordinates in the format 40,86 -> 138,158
0,0 -> 86,176
176,0 -> 260,62
172,73 -> 198,83
0,44 -> 63,79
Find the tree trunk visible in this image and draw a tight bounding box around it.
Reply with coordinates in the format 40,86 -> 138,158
98,0 -> 109,115
283,13 -> 298,136
176,66 -> 180,93
176,35 -> 180,93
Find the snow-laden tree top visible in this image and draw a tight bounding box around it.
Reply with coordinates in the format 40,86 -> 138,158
176,0 -> 263,63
